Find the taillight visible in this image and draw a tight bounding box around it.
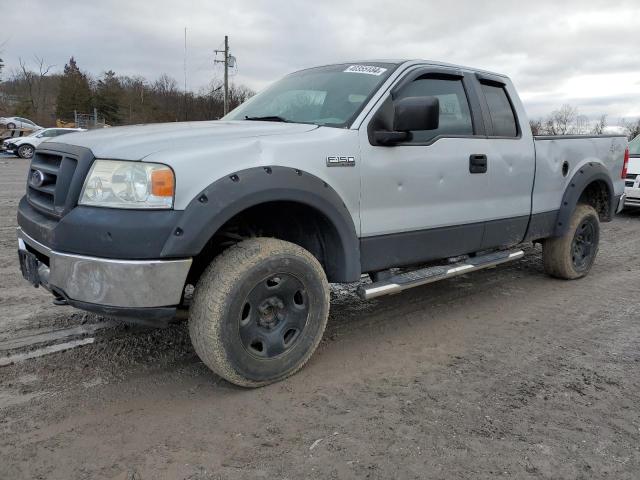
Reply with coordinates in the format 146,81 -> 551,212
622,147 -> 629,179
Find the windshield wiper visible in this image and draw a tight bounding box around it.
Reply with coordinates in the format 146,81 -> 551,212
244,115 -> 289,123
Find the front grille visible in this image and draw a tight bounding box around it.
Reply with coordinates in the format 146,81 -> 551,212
27,150 -> 78,218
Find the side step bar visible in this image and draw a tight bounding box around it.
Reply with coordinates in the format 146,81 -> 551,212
357,249 -> 524,300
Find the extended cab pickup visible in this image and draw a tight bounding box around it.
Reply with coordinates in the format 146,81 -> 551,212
16,60 -> 628,386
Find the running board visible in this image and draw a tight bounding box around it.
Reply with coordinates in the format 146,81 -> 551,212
357,249 -> 525,300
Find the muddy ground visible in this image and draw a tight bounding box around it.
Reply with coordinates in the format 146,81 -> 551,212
1,155 -> 639,479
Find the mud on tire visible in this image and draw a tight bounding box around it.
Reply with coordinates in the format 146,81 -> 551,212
542,204 -> 600,280
189,237 -> 330,387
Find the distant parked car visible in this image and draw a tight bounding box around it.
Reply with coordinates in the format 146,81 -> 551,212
2,128 -> 84,158
624,135 -> 640,208
0,116 -> 42,131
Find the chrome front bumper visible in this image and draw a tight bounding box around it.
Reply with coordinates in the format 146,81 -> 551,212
17,227 -> 192,308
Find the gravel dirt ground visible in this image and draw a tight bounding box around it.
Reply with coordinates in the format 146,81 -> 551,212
1,155 -> 639,479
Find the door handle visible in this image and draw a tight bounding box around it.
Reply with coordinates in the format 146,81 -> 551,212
469,154 -> 487,174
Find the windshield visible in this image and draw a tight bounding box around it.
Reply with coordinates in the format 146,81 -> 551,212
224,63 -> 397,127
629,135 -> 640,155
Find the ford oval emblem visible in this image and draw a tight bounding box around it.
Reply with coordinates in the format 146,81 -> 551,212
30,169 -> 45,188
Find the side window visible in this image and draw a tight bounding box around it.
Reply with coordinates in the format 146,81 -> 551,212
480,83 -> 518,137
396,78 -> 473,143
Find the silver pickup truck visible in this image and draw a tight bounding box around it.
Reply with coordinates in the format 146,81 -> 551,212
17,60 -> 628,386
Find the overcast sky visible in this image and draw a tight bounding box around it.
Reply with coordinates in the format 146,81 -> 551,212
2,0 -> 639,122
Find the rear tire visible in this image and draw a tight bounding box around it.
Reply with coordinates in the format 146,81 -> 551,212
189,237 -> 330,387
542,204 -> 600,279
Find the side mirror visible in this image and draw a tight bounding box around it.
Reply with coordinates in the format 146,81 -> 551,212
393,96 -> 439,132
371,96 -> 440,146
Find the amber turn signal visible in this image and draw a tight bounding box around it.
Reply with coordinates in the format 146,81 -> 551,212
151,168 -> 175,197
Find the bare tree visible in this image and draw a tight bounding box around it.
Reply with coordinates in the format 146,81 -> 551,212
574,114 -> 589,134
544,104 -> 577,135
16,56 -> 55,123
0,39 -> 6,82
152,73 -> 180,121
622,118 -> 640,140
591,114 -> 607,135
529,118 -> 543,135
0,41 -> 7,115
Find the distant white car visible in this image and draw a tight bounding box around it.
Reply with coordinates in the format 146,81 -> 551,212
2,128 -> 84,159
624,135 -> 640,208
0,116 -> 42,131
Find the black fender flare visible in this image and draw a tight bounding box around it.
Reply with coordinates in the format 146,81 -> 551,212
553,162 -> 614,237
161,166 -> 361,282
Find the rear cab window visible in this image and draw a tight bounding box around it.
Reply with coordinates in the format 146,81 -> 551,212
479,83 -> 519,137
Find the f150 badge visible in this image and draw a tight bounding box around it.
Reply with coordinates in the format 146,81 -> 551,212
326,156 -> 355,167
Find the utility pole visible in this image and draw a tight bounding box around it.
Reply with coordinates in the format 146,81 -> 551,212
183,27 -> 188,121
215,35 -> 231,115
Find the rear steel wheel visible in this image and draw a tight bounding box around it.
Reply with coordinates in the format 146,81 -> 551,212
543,204 -> 600,279
570,217 -> 597,272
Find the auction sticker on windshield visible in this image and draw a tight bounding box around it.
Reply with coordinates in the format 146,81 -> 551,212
344,65 -> 388,76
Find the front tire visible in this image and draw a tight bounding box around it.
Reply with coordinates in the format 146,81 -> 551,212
17,144 -> 35,159
542,204 -> 600,279
189,238 -> 330,387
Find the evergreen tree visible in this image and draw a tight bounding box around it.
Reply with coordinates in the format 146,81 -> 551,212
95,70 -> 122,124
55,57 -> 91,120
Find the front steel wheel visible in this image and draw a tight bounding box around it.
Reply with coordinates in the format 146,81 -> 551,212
189,238 -> 330,387
238,272 -> 310,359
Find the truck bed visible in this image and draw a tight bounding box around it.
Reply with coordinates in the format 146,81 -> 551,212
531,134 -> 627,215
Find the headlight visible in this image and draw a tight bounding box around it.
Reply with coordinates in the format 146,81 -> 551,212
79,160 -> 175,209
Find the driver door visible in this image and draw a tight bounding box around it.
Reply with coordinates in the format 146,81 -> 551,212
358,67 -> 493,272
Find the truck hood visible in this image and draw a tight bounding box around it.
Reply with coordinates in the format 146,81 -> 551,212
56,120 -> 319,160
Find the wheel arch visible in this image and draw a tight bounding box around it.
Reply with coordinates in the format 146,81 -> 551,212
161,166 -> 361,283
553,162 -> 615,237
